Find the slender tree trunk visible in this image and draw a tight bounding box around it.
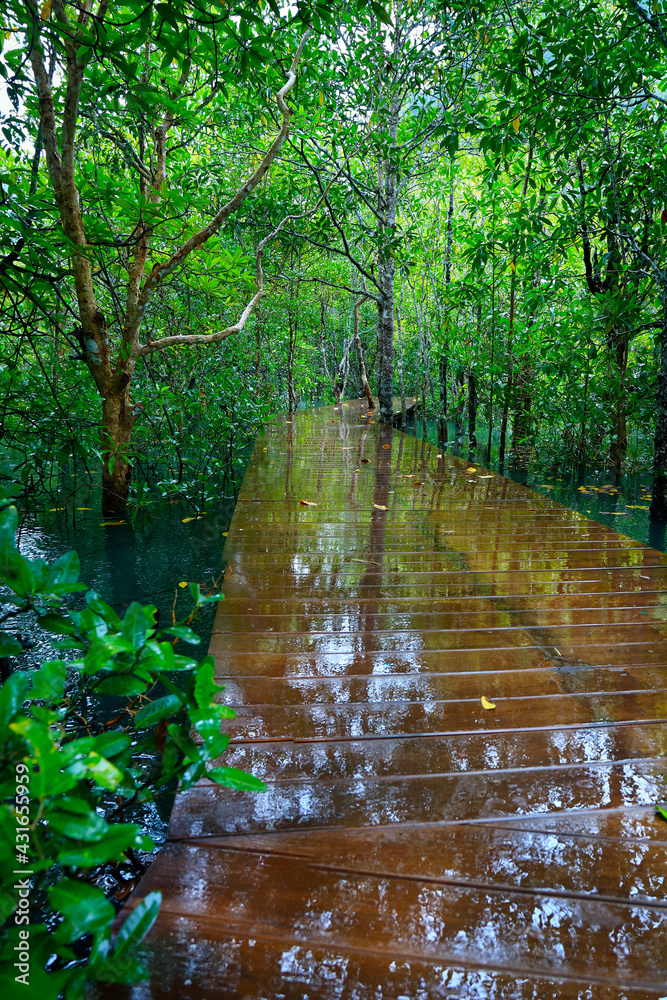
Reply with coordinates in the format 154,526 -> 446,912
511,359 -> 533,467
353,294 -> 374,409
579,361 -> 590,472
454,369 -> 465,443
377,274 -> 395,423
319,299 -> 332,385
438,171 -> 455,445
287,311 -> 298,412
651,295 -> 667,517
377,99 -> 398,424
610,330 -> 629,476
438,357 -> 448,445
396,291 -> 407,430
486,193 -> 497,466
499,274 -> 516,471
467,371 -> 477,460
254,309 -> 263,397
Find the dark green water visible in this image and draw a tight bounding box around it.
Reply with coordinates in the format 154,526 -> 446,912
14,493 -> 239,664
8,477 -> 242,854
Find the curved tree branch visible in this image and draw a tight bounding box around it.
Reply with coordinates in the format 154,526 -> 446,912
128,28 -> 312,353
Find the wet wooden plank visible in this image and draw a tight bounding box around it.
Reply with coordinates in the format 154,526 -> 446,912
127,843 -> 667,993
119,399 -> 667,998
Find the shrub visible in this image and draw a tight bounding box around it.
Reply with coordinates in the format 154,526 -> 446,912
0,499 -> 262,997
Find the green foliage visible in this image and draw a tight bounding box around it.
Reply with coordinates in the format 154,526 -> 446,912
0,501 -> 264,997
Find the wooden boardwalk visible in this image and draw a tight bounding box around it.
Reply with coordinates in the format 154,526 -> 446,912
124,399 -> 667,999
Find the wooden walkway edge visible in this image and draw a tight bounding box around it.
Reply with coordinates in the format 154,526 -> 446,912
121,399 -> 667,999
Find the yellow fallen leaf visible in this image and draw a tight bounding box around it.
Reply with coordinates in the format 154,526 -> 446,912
354,468 -> 361,473
100,520 -> 126,526
466,467 -> 476,473
178,581 -> 188,588
383,444 -> 390,449
222,531 -> 228,536
300,499 -> 318,506
481,695 -> 496,710
373,503 -> 388,510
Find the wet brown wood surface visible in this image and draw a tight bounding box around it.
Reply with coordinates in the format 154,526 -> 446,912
122,400 -> 667,999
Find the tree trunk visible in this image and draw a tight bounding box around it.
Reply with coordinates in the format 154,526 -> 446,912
287,311 -> 298,412
511,358 -> 533,468
609,329 -> 629,476
467,371 -> 477,460
651,299 -> 667,517
377,96 -> 398,425
254,308 -> 263,398
454,369 -> 465,443
438,357 -> 448,445
102,380 -> 135,516
377,275 -> 395,423
499,273 -> 516,471
396,291 -> 407,431
353,294 -> 374,409
438,170 -> 455,446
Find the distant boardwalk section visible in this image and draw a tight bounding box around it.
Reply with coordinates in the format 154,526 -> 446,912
121,399 -> 667,999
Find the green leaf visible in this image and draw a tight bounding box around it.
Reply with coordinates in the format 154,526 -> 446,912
370,1 -> 392,25
95,675 -> 148,697
37,612 -> 78,636
0,671 -> 30,728
86,591 -> 122,628
30,660 -> 67,701
207,766 -> 266,792
122,602 -> 148,649
92,731 -> 131,758
0,631 -> 23,657
85,751 -> 123,790
48,550 -> 80,586
57,824 -> 151,867
48,807 -> 109,842
49,879 -> 115,943
134,694 -> 184,728
163,625 -> 201,644
113,891 -> 162,956
194,658 -> 224,709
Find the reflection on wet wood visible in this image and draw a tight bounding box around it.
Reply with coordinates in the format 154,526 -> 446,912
121,399 -> 667,999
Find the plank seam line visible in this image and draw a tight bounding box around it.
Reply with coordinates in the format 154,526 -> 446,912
158,844 -> 667,912
139,914 -> 665,992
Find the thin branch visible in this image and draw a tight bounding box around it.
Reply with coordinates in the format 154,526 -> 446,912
129,28 -> 312,346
